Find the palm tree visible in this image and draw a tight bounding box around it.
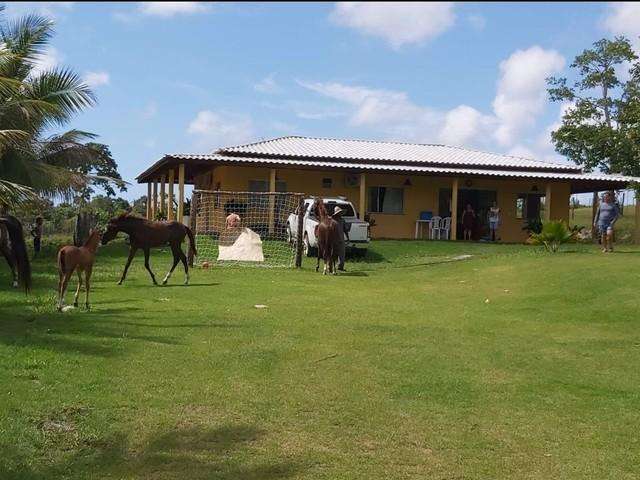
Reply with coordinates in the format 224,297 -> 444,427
0,10 -> 110,209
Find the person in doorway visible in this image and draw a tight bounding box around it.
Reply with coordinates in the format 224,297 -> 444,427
332,206 -> 350,271
593,191 -> 620,253
488,201 -> 501,241
461,203 -> 475,241
31,216 -> 43,258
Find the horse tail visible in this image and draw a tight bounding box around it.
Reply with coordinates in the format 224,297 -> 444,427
185,225 -> 197,258
58,248 -> 66,275
0,216 -> 31,292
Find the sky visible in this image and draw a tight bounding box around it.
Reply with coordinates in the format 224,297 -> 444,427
5,2 -> 640,201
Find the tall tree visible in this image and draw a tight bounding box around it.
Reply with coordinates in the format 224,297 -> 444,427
547,37 -> 640,177
0,10 -> 122,208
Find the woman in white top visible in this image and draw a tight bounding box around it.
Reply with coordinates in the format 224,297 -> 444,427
487,201 -> 501,241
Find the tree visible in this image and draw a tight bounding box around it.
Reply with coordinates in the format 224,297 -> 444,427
547,37 -> 640,177
0,10 -> 123,208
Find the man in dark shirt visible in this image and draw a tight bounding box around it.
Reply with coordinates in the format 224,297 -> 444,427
332,206 -> 350,271
31,216 -> 43,258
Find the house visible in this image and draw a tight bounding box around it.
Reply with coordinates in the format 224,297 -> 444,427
136,136 -> 638,242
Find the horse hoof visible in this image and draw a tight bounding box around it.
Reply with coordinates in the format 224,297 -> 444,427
85,305 -> 90,311
12,281 -> 18,289
162,280 -> 168,286
73,302 -> 78,308
117,281 -> 123,285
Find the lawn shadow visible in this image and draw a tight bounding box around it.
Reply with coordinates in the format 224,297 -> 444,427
338,271 -> 369,277
1,424 -> 300,479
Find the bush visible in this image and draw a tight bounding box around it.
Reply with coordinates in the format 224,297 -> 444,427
522,217 -> 543,234
527,220 -> 577,253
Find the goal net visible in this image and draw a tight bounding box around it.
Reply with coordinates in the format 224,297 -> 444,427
192,190 -> 304,268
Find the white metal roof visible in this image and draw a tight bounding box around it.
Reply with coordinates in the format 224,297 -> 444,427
219,136 -> 581,172
160,153 -> 638,184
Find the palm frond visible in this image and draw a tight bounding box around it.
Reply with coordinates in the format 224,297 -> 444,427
0,178 -> 39,209
0,14 -> 54,80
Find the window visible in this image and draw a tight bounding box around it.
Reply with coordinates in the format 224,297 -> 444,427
248,180 -> 286,192
368,187 -> 403,214
322,178 -> 333,188
516,195 -> 525,219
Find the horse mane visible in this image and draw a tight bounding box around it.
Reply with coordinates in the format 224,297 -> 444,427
314,199 -> 328,220
83,229 -> 101,247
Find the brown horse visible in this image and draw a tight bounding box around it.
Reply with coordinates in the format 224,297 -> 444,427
57,228 -> 101,311
0,215 -> 31,292
312,199 -> 341,275
101,213 -> 196,286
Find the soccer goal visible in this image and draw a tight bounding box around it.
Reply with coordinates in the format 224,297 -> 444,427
192,190 -> 305,268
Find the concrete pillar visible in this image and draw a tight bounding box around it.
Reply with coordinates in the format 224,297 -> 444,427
151,180 -> 158,220
545,183 -> 552,222
450,178 -> 459,240
177,163 -> 185,224
268,168 -> 276,235
167,169 -> 175,221
159,175 -> 166,217
359,173 -> 366,220
146,182 -> 152,219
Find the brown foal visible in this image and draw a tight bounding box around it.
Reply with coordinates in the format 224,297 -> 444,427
57,229 -> 101,311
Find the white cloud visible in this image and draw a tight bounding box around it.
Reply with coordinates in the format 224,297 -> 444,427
439,105 -> 495,146
5,2 -> 74,19
299,80 -> 495,146
604,2 -> 640,49
254,74 -> 282,94
187,110 -> 254,149
138,2 -> 211,17
467,14 -> 486,31
31,46 -> 62,77
492,46 -> 565,146
83,71 -> 110,88
330,2 -> 455,48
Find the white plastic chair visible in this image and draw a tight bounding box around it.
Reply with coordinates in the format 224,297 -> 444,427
440,217 -> 452,240
429,216 -> 442,239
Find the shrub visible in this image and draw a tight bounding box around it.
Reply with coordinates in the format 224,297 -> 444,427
522,217 -> 543,234
527,220 -> 577,253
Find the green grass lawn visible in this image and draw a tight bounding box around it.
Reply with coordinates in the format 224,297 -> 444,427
1,238 -> 639,479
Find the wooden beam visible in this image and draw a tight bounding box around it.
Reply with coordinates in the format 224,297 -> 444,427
545,183 -> 552,222
167,169 -> 175,221
450,178 -> 459,241
177,163 -> 185,224
592,191 -> 599,243
146,182 -> 152,220
268,168 -> 276,235
159,175 -> 166,217
635,199 -> 640,245
151,180 -> 158,220
359,173 -> 366,220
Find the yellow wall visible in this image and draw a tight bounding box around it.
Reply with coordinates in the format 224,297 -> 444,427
201,165 -> 571,243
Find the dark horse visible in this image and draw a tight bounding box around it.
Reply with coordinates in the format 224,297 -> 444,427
101,213 -> 197,285
0,215 -> 31,291
312,199 -> 341,275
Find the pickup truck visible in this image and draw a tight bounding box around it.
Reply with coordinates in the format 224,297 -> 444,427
286,197 -> 370,256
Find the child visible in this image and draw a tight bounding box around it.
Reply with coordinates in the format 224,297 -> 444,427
461,203 -> 475,241
488,202 -> 501,241
31,216 -> 43,258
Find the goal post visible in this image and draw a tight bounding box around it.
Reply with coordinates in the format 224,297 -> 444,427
192,190 -> 305,268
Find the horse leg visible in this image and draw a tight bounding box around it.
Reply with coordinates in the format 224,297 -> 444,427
58,271 -> 72,311
118,246 -> 137,285
143,248 -> 158,285
1,246 -> 17,288
162,245 -> 181,285
85,266 -> 92,310
73,270 -> 83,307
179,248 -> 189,285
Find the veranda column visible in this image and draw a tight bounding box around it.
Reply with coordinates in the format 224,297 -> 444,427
167,168 -> 175,221
151,179 -> 158,220
592,191 -> 599,243
146,182 -> 152,219
450,178 -> 459,240
177,163 -> 185,224
545,183 -> 552,222
159,175 -> 166,218
268,168 -> 276,235
359,173 -> 366,220
635,199 -> 640,245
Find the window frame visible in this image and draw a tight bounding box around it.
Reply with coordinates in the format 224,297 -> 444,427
367,186 -> 404,215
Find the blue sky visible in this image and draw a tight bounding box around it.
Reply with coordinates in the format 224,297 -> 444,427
6,2 -> 639,200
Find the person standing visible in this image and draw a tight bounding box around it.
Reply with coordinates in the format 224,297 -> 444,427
31,216 -> 43,258
487,201 -> 501,241
461,203 -> 475,241
593,191 -> 620,253
332,206 -> 350,271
